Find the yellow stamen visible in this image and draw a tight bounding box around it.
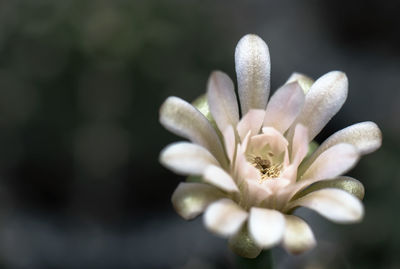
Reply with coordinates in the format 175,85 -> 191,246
252,156 -> 282,181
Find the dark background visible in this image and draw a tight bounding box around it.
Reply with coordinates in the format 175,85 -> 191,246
0,0 -> 398,268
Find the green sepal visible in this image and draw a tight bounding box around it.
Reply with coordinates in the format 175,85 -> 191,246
228,223 -> 262,259
307,141 -> 319,158
186,175 -> 203,183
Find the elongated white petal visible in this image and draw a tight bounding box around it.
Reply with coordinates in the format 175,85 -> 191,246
223,125 -> 236,163
283,215 -> 316,254
264,82 -> 305,133
291,124 -> 309,167
301,143 -> 359,181
160,96 -> 227,166
291,176 -> 365,201
237,109 -> 265,141
172,183 -> 225,220
204,199 -> 248,237
160,142 -> 219,175
207,71 -> 240,132
299,122 -> 382,174
285,72 -> 314,94
287,188 -> 364,223
203,165 -> 239,193
289,71 -> 348,142
248,207 -> 285,248
235,34 -> 270,114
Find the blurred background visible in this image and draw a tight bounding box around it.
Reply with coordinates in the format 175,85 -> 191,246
0,0 -> 398,268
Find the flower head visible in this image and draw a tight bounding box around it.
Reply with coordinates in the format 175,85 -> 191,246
159,34 -> 382,257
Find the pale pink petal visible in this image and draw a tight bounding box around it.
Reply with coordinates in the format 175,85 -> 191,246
223,125 -> 236,163
287,188 -> 364,223
244,180 -> 272,207
240,131 -> 252,153
300,143 -> 359,181
291,124 -> 309,167
285,72 -> 314,94
160,142 -> 219,175
160,96 -> 227,166
288,71 -> 348,142
263,82 -> 305,133
207,71 -> 240,132
172,182 -> 225,220
299,122 -> 382,175
234,145 -> 261,185
279,164 -> 297,182
283,215 -> 316,254
235,34 -> 270,114
203,199 -> 248,237
248,127 -> 288,155
203,165 -> 239,193
263,178 -> 291,192
248,207 -> 285,248
237,109 -> 265,141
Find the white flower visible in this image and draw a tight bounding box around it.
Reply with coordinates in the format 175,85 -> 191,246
159,34 -> 382,257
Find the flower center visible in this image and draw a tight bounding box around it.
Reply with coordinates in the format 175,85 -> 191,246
252,156 -> 282,180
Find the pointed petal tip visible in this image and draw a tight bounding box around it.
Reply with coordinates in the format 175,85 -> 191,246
203,165 -> 239,193
207,70 -> 239,132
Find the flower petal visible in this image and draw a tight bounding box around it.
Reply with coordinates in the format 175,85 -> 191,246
204,199 -> 248,237
160,142 -> 219,175
160,96 -> 227,166
172,182 -> 225,220
207,71 -> 240,132
291,176 -> 365,201
300,143 -> 359,181
299,121 -> 382,175
235,34 -> 270,114
285,72 -> 314,94
234,144 -> 261,184
244,179 -> 273,207
289,71 -> 348,142
291,124 -> 309,167
251,127 -> 288,156
248,207 -> 285,248
287,188 -> 364,223
192,94 -> 216,128
237,109 -> 265,141
223,125 -> 236,163
283,215 -> 316,255
263,82 -> 305,133
229,224 -> 262,259
203,165 -> 239,193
